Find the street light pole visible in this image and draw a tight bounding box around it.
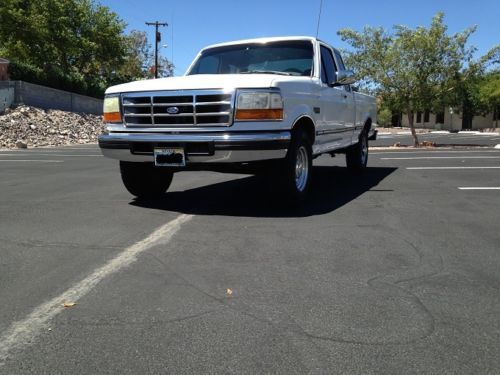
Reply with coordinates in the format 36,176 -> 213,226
145,21 -> 168,79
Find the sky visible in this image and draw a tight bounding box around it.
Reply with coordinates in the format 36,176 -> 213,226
99,0 -> 500,76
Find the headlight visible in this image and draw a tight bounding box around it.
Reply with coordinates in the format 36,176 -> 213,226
103,96 -> 122,123
235,91 -> 283,121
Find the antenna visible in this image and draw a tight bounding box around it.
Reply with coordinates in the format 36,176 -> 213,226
171,13 -> 174,76
315,0 -> 323,39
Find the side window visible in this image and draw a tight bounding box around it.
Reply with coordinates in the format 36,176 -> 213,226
333,50 -> 346,71
320,46 -> 337,85
333,49 -> 351,92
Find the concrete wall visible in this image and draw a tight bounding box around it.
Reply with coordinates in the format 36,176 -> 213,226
0,81 -> 102,115
0,82 -> 15,113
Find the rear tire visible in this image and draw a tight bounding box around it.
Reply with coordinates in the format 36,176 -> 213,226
346,129 -> 368,171
120,161 -> 173,198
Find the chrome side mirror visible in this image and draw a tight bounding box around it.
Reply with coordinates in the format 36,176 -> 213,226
333,70 -> 356,86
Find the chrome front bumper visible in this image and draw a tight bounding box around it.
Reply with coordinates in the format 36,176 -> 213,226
98,131 -> 291,163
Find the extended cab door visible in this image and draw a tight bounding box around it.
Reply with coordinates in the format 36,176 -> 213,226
333,49 -> 356,142
314,45 -> 353,153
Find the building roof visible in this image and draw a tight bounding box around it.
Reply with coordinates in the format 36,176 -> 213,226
0,58 -> 10,64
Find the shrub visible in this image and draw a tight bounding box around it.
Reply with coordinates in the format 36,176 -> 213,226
7,61 -> 104,98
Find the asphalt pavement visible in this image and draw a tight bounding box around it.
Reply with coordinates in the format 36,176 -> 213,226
0,138 -> 499,374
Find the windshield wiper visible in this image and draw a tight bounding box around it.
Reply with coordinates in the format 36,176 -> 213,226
240,70 -> 294,76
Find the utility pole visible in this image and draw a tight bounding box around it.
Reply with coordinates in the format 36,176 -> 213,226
145,21 -> 168,79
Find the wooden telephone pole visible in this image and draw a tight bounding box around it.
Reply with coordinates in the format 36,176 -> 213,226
145,21 -> 168,78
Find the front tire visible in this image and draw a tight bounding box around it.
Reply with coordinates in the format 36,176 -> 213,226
120,161 -> 173,198
346,129 -> 368,171
272,129 -> 313,201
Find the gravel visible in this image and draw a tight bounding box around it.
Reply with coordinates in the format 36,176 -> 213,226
0,105 -> 104,149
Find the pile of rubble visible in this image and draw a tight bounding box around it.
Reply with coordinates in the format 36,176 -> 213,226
0,105 -> 104,149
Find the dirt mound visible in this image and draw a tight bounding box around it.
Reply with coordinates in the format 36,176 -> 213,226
0,105 -> 104,149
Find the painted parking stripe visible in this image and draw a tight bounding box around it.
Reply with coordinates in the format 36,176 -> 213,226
406,166 -> 500,170
371,150 -> 500,155
0,214 -> 193,367
0,160 -> 63,163
382,156 -> 500,160
0,154 -> 101,157
458,187 -> 500,190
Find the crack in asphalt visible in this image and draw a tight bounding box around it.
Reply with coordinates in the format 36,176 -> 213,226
142,227 -> 446,348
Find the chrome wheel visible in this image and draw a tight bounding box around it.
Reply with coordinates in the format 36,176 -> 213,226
360,133 -> 368,166
295,145 -> 309,192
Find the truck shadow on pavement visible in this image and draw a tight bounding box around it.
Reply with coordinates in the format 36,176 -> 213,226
130,166 -> 397,218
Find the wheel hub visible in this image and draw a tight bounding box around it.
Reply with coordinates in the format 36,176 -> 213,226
295,146 -> 309,192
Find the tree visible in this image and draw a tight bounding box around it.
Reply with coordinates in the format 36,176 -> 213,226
446,44 -> 499,130
106,30 -> 174,84
0,0 -> 126,96
338,13 -> 478,145
478,71 -> 500,127
117,30 -> 153,81
1,0 -> 174,96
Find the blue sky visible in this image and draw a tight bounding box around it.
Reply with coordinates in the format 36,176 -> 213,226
100,0 -> 500,76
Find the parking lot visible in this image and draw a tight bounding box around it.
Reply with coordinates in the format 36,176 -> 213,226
0,137 -> 499,374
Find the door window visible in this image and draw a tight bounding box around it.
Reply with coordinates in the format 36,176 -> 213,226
333,50 -> 346,71
320,46 -> 337,85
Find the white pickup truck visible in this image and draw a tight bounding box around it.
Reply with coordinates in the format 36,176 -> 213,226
99,36 -> 377,201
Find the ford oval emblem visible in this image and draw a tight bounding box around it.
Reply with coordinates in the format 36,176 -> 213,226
166,106 -> 179,114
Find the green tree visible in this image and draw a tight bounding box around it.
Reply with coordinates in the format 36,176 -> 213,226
115,30 -> 174,83
0,0 -> 127,96
478,71 -> 500,127
338,13 -> 478,145
117,30 -> 153,81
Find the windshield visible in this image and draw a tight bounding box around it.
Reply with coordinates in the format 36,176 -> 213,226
187,40 -> 314,77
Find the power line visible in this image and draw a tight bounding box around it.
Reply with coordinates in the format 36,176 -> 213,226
145,21 -> 168,79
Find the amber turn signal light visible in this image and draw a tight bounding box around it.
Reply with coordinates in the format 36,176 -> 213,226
235,109 -> 283,121
103,112 -> 122,122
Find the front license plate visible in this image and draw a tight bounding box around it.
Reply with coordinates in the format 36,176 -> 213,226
154,148 -> 186,167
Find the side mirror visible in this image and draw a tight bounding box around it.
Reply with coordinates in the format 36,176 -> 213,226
333,70 -> 356,86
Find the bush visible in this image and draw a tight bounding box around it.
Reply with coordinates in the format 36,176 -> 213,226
378,108 -> 392,127
8,61 -> 104,98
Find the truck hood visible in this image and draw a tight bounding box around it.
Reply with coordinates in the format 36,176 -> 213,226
105,74 -> 285,94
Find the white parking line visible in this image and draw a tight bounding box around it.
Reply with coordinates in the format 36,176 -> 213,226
0,148 -> 99,153
40,147 -> 99,150
458,187 -> 500,190
0,214 -> 193,366
447,136 -> 478,140
372,150 -> 500,155
382,156 -> 500,160
407,166 -> 500,170
0,154 -> 101,157
0,160 -> 63,163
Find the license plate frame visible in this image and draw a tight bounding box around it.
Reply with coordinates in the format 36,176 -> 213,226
154,147 -> 186,167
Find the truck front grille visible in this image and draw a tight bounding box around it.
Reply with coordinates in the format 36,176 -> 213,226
122,90 -> 234,127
